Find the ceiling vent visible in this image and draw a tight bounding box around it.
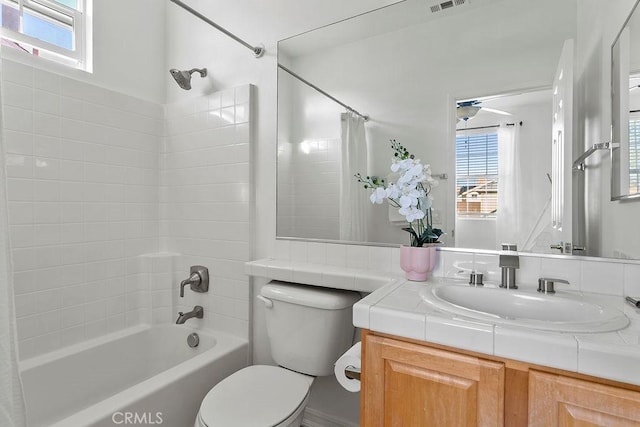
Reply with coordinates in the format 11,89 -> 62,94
429,0 -> 468,13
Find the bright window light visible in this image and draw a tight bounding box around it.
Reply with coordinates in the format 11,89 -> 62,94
0,0 -> 92,71
455,131 -> 499,218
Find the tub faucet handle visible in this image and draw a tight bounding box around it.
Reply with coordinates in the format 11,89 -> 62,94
179,266 -> 209,297
180,272 -> 200,297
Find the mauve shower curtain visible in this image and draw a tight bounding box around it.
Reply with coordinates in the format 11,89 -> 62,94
0,60 -> 27,427
339,112 -> 368,241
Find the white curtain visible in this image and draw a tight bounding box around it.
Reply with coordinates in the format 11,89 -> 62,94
339,112 -> 368,241
0,63 -> 27,427
496,123 -> 522,248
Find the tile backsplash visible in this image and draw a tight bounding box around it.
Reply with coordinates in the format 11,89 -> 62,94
273,239 -> 640,297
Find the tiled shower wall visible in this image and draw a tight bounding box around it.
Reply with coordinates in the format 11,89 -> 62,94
159,86 -> 252,338
278,138 -> 341,240
3,59 -> 162,358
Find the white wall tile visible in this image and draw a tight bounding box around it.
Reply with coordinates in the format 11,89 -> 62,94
325,243 -> 348,267
624,264 -> 640,297
518,256 -> 541,291
158,87 -> 252,337
4,61 -> 162,358
346,245 -> 368,269
581,260 -> 624,295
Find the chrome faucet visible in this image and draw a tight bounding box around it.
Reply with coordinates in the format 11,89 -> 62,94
499,243 -> 519,289
176,305 -> 204,324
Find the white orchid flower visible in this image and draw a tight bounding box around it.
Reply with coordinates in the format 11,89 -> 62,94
403,187 -> 424,199
370,187 -> 386,204
399,194 -> 418,208
385,184 -> 401,199
399,206 -> 425,222
391,158 -> 414,173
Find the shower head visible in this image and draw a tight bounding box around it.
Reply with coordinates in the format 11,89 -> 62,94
169,68 -> 207,90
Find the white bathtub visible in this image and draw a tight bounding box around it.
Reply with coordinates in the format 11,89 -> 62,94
20,325 -> 248,427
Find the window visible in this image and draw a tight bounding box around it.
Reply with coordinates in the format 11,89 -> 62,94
630,114 -> 640,194
0,0 -> 91,70
455,130 -> 498,217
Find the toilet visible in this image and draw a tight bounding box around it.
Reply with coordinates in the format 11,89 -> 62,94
195,281 -> 361,427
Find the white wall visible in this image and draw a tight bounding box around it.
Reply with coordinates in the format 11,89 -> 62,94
2,0 -> 166,104
576,0 -> 640,259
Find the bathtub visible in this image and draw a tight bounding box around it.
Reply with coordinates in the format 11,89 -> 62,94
20,325 -> 248,427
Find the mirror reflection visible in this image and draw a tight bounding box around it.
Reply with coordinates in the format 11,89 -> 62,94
612,0 -> 640,199
277,0 -> 578,252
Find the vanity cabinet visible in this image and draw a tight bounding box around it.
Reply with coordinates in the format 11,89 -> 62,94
361,331 -> 640,427
528,371 -> 640,426
361,333 -> 505,426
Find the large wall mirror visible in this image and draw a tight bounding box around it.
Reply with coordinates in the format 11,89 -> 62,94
277,0 -> 579,254
612,0 -> 640,200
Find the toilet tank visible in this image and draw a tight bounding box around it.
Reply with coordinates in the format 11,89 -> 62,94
259,281 -> 361,377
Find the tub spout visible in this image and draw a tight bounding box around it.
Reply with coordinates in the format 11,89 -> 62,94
176,306 -> 204,324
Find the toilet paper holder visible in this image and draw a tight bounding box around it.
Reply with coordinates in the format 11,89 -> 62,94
345,365 -> 361,381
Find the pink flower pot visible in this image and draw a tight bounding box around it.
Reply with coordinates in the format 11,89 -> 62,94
400,245 -> 438,281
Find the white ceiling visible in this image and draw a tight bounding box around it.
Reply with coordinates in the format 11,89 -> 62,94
278,0 -> 505,59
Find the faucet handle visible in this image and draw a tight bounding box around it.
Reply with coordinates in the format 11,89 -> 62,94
179,266 -> 210,297
550,243 -> 564,253
537,277 -> 570,294
501,243 -> 518,251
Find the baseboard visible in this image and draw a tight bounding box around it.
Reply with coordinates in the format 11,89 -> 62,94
302,407 -> 359,427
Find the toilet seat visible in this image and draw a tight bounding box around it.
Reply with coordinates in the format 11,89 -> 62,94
197,365 -> 313,427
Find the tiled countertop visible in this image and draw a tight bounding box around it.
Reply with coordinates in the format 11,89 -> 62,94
354,277 -> 640,387
245,258 -> 398,293
246,257 -> 640,387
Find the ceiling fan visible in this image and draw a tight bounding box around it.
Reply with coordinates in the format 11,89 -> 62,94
456,100 -> 512,121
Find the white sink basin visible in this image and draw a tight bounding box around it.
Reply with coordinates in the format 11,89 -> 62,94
420,284 -> 629,333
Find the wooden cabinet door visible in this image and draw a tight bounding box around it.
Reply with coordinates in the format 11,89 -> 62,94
362,334 -> 505,427
529,370 -> 640,426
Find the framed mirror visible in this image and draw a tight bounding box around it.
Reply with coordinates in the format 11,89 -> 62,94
611,0 -> 640,200
277,0 -> 579,252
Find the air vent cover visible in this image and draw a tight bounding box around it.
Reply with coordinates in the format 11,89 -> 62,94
429,0 -> 468,13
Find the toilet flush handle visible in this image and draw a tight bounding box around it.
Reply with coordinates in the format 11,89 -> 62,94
256,295 -> 273,308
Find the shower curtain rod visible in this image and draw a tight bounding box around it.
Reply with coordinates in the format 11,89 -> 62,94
278,64 -> 370,121
169,0 -> 265,58
456,122 -> 523,132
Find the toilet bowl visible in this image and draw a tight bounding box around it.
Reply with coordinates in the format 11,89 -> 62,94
195,365 -> 314,427
195,282 -> 360,427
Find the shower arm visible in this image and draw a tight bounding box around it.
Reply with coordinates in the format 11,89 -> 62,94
168,0 -> 265,58
188,68 -> 207,77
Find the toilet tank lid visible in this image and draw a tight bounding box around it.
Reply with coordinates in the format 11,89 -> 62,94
261,281 -> 360,309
